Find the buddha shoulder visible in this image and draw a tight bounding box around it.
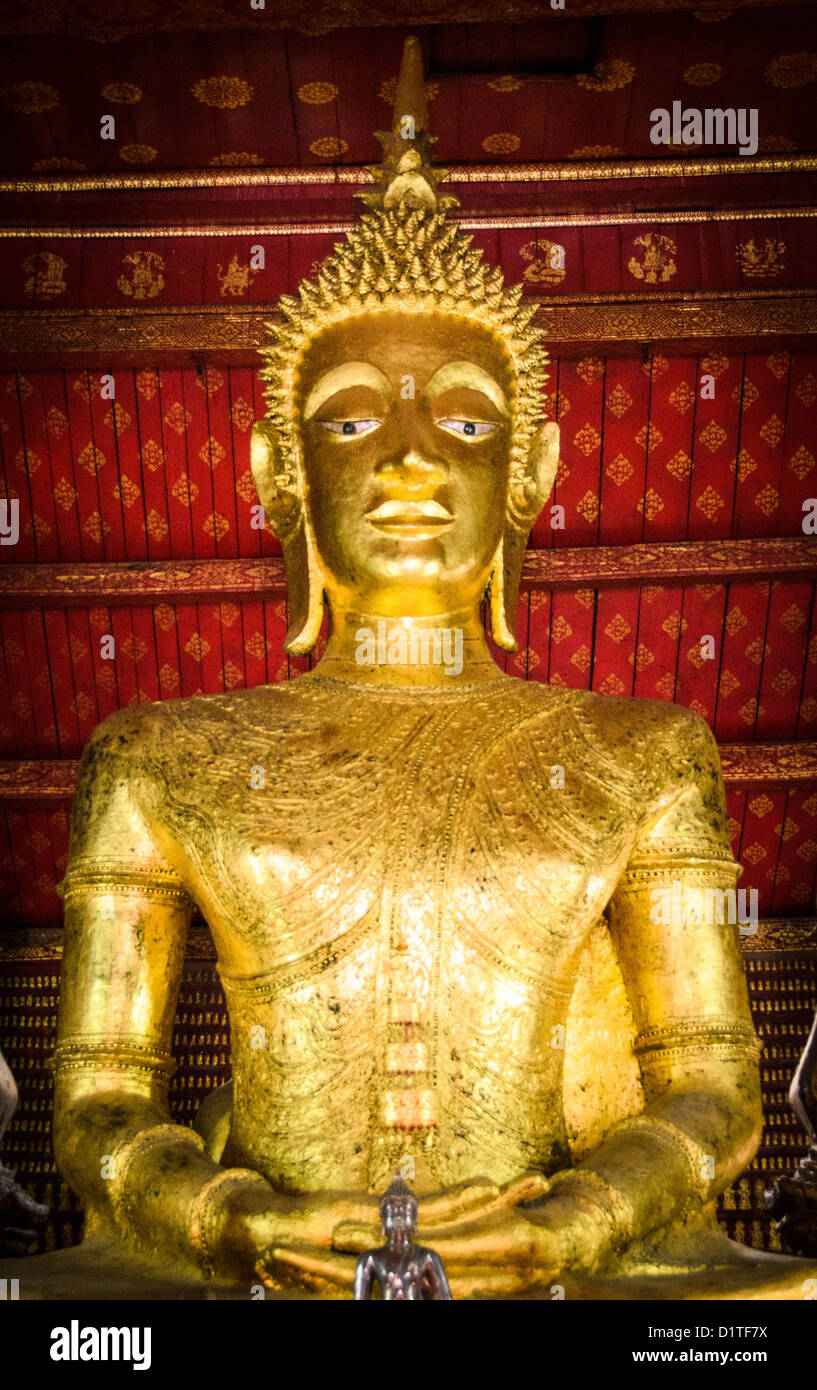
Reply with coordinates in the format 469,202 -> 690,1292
521,684 -> 728,820
69,688 -> 293,866
78,686 -> 290,779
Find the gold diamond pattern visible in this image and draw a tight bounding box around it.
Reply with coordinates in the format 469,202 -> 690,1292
604,614 -> 631,643
630,644 -> 654,671
164,402 -> 191,435
754,483 -> 779,516
766,352 -> 789,379
732,379 -> 759,409
171,473 -> 198,507
232,397 -> 255,431
733,448 -> 757,482
235,469 -> 257,503
637,489 -> 664,520
576,357 -> 604,383
53,479 -> 77,510
120,635 -> 148,662
146,510 -> 169,541
141,439 -> 164,472
771,669 -> 797,695
669,382 -> 695,414
607,384 -> 633,418
759,414 -> 785,447
745,638 -> 769,665
199,437 -> 226,468
573,424 -> 601,456
204,513 -> 230,541
666,449 -> 692,480
781,603 -> 806,632
606,453 -> 632,486
695,485 -> 725,520
661,611 -> 687,639
184,633 -> 210,660
635,424 -> 662,449
576,491 -> 599,522
113,476 -> 140,507
154,604 -> 177,631
698,419 -> 728,452
788,445 -> 814,479
222,661 -> 244,690
145,511 -> 168,542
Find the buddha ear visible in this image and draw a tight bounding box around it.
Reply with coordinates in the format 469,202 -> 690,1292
489,421 -> 560,652
250,420 -> 325,656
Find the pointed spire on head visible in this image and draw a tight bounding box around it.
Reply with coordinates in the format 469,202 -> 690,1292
358,36 -> 457,214
379,1172 -> 417,1216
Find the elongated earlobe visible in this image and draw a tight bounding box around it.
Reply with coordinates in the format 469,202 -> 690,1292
489,527 -> 529,652
286,512 -> 325,655
488,537 -> 514,651
250,422 -> 325,655
490,421 -> 560,651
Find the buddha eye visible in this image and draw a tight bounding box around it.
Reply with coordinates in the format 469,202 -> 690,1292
437,419 -> 497,439
318,419 -> 381,438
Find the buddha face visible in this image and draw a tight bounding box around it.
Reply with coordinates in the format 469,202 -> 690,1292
295,312 -> 514,618
382,1196 -> 418,1238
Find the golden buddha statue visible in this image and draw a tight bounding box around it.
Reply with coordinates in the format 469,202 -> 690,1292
7,39 -> 816,1301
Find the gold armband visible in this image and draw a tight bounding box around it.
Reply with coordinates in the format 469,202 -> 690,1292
635,1017 -> 762,1065
52,1038 -> 176,1081
58,855 -> 193,906
189,1168 -> 272,1279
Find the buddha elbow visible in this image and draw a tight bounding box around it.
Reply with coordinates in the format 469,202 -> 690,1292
738,1077 -> 764,1171
714,1067 -> 764,1181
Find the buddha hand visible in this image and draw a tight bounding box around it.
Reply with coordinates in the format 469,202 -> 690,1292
250,1177 -> 533,1293
254,1172 -> 602,1296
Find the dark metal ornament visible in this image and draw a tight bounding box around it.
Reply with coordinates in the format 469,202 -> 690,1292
354,1176 -> 452,1300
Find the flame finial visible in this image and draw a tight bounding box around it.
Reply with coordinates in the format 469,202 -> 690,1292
358,36 -> 456,213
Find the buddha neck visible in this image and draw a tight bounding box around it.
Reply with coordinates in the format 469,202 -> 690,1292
312,605 -> 505,688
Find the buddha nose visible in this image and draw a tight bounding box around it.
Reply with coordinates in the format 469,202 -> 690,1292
377,448 -> 447,493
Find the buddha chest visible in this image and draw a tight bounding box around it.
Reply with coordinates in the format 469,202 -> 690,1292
150,676 -> 648,1190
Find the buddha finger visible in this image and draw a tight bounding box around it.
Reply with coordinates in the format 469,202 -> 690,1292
417,1216 -> 549,1265
259,1243 -> 357,1291
416,1178 -> 501,1227
418,1173 -> 544,1232
498,1170 -> 550,1207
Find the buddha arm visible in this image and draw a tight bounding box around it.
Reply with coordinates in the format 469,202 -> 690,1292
53,709 -> 271,1277
548,712 -> 762,1268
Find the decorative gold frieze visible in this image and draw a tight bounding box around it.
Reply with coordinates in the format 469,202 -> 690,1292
2,154 -> 815,195
1,292 -> 814,363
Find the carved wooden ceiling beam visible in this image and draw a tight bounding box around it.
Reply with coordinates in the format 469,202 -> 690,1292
3,155 -> 816,194
0,0 -> 801,36
1,292 -> 815,368
0,539 -> 813,608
